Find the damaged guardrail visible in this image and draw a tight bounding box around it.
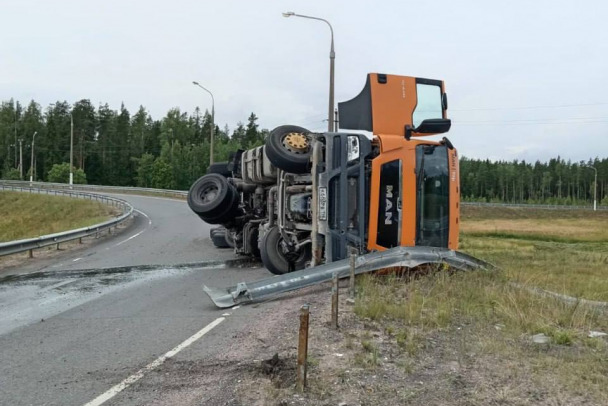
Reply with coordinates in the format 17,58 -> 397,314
203,246 -> 495,308
0,184 -> 133,257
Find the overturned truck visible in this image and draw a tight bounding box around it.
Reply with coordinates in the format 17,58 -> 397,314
188,73 -> 459,276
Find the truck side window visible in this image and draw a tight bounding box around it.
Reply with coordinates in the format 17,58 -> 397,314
413,84 -> 443,128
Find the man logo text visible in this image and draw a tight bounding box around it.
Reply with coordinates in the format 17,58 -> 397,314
385,185 -> 393,225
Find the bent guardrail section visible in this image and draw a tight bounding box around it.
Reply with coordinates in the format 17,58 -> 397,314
0,185 -> 134,257
204,246 -> 495,308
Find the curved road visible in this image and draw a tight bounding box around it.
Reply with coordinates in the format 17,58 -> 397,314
0,193 -> 273,405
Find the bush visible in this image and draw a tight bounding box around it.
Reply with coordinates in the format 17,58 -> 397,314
1,168 -> 21,180
47,163 -> 87,184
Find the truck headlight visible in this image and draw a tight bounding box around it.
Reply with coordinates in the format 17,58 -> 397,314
347,136 -> 360,161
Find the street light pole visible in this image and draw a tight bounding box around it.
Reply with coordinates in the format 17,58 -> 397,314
69,114 -> 74,187
585,165 -> 598,211
14,101 -> 18,168
30,131 -> 37,185
192,81 -> 215,165
283,11 -> 335,132
18,138 -> 23,179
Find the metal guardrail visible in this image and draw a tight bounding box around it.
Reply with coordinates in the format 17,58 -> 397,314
0,184 -> 134,257
461,201 -> 607,211
0,180 -> 188,199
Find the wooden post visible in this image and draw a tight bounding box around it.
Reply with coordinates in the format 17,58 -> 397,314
28,249 -> 33,258
79,237 -> 83,244
296,304 -> 310,392
331,273 -> 339,329
349,251 -> 356,300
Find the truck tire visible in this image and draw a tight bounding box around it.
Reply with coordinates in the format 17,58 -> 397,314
210,227 -> 231,248
188,174 -> 239,224
265,125 -> 312,174
260,227 -> 310,275
207,161 -> 232,177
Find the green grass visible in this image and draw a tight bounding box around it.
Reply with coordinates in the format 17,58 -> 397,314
0,191 -> 117,242
352,205 -> 608,403
354,269 -> 608,402
461,205 -> 608,301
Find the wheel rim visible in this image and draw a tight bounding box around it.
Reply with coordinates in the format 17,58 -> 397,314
199,184 -> 219,204
275,236 -> 305,263
282,132 -> 310,155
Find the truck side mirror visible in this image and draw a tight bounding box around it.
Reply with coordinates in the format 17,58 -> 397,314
405,118 -> 452,140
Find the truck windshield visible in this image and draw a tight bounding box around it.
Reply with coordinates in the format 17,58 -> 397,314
415,144 -> 449,248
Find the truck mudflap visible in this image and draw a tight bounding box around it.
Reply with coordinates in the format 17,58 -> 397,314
203,246 -> 495,308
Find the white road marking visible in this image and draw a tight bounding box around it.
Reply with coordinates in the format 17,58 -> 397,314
111,209 -> 152,247
83,317 -> 225,406
113,229 -> 145,247
134,209 -> 152,225
72,258 -> 82,262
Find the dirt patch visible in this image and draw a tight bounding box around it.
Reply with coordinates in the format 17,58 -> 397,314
110,275 -> 608,405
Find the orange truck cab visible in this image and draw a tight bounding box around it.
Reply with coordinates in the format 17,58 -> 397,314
338,73 -> 460,253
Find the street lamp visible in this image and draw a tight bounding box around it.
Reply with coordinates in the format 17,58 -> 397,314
192,81 -> 215,165
283,11 -> 335,132
584,165 -> 598,211
30,131 -> 37,185
69,113 -> 74,188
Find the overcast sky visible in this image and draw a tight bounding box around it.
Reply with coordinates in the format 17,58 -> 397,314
2,0 -> 607,162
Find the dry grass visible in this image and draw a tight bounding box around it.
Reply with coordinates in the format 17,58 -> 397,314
461,205 -> 608,301
354,269 -> 608,404
0,191 -> 117,242
350,205 -> 608,404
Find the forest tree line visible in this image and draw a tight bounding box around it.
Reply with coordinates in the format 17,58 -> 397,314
0,98 -> 606,205
0,99 -> 266,190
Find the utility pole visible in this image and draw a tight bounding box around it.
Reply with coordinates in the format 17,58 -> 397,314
334,108 -> 339,132
14,101 -> 18,168
30,131 -> 37,184
69,114 -> 74,187
18,139 -> 23,179
584,165 -> 598,211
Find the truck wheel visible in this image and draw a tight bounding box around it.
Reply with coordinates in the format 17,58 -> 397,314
260,227 -> 310,275
265,125 -> 312,174
210,227 -> 231,248
207,161 -> 232,177
188,174 -> 239,224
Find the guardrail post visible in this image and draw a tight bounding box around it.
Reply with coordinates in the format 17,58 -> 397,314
331,272 -> 339,329
349,250 -> 356,300
28,249 -> 33,258
296,304 -> 310,392
79,237 -> 83,244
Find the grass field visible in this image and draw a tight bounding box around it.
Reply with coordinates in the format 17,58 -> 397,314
349,205 -> 608,404
461,205 -> 608,301
0,191 -> 117,242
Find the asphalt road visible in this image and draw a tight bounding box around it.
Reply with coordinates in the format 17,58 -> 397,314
0,193 -> 272,405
